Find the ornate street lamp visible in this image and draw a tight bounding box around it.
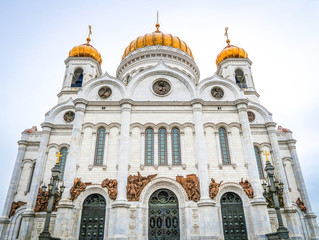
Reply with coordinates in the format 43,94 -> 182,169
263,151 -> 290,240
39,153 -> 65,240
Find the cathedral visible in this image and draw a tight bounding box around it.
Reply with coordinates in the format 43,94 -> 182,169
0,21 -> 318,240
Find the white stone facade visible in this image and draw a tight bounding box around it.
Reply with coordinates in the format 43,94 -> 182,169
0,41 -> 318,240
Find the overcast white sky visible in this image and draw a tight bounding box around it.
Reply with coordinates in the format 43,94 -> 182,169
0,0 -> 318,222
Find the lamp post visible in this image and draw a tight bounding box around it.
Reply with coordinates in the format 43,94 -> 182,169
39,153 -> 65,240
263,151 -> 290,240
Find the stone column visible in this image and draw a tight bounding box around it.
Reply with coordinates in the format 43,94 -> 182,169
154,131 -> 159,168
191,100 -> 219,239
53,98 -> 87,238
140,132 -> 145,169
287,137 -> 319,238
109,100 -> 132,240
215,131 -> 223,168
19,123 -> 53,240
236,100 -> 271,238
102,130 -> 109,170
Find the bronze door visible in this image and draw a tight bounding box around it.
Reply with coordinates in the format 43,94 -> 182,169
79,194 -> 106,240
148,189 -> 180,240
221,192 -> 248,240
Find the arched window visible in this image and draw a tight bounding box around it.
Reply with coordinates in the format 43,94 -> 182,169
94,128 -> 106,166
126,75 -> 131,84
71,68 -> 84,87
59,147 -> 68,180
235,69 -> 246,88
254,146 -> 264,178
171,128 -> 181,165
145,128 -> 154,166
218,128 -> 231,164
158,128 -> 168,165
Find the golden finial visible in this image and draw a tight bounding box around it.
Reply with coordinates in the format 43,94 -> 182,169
263,150 -> 270,162
87,25 -> 92,44
56,152 -> 63,164
225,27 -> 230,45
155,11 -> 160,32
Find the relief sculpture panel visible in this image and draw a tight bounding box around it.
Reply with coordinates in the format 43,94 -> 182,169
127,172 -> 157,201
176,174 -> 200,202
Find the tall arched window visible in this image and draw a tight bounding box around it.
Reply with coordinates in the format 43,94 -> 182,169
254,146 -> 264,178
158,128 -> 168,165
235,69 -> 246,88
218,127 -> 231,164
59,147 -> 68,180
145,128 -> 154,166
71,68 -> 84,87
94,128 -> 106,166
171,128 -> 181,165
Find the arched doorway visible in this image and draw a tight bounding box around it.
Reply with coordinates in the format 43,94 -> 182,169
221,192 -> 248,240
79,194 -> 106,240
148,189 -> 180,240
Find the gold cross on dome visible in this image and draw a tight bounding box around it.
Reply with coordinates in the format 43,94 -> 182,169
56,152 -> 63,164
263,150 -> 270,162
224,27 -> 229,39
88,25 -> 92,38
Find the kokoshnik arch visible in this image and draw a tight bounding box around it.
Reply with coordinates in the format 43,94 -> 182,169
0,21 -> 318,240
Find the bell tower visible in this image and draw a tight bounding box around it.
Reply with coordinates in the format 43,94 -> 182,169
216,28 -> 258,100
59,26 -> 102,102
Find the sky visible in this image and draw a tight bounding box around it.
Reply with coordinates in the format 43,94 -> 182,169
0,0 -> 318,224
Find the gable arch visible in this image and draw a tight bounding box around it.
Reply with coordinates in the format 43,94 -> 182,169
44,98 -> 75,124
247,102 -> 273,123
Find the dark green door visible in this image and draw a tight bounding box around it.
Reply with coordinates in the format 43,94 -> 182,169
79,194 -> 106,240
148,189 -> 180,240
221,192 -> 248,240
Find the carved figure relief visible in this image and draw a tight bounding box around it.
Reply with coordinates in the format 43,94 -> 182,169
239,178 -> 254,199
70,178 -> 87,200
34,188 -> 60,212
176,174 -> 200,202
101,178 -> 117,200
209,178 -> 223,199
296,198 -> 307,213
247,111 -> 255,122
98,86 -> 112,99
152,80 -> 171,95
127,172 -> 157,201
63,111 -> 75,122
9,201 -> 26,217
211,87 -> 224,99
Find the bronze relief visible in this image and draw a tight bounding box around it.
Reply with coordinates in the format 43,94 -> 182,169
70,178 -> 87,200
98,86 -> 112,99
101,178 -> 117,200
127,172 -> 157,201
239,178 -> 254,199
63,111 -> 75,122
153,80 -> 171,95
209,178 -> 223,199
176,174 -> 200,202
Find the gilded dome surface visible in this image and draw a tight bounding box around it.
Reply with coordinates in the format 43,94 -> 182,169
122,23 -> 194,60
216,39 -> 248,66
69,37 -> 102,64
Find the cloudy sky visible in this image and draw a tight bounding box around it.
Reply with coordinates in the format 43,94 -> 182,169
0,0 -> 318,222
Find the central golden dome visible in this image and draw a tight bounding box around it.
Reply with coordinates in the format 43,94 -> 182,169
122,23 -> 194,60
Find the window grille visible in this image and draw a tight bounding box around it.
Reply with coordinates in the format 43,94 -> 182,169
94,128 -> 106,166
145,128 -> 154,166
254,146 -> 264,178
218,128 -> 231,164
158,128 -> 168,165
171,128 -> 181,165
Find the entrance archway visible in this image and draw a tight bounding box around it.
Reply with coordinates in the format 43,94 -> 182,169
221,192 -> 248,240
148,189 -> 180,240
79,194 -> 106,240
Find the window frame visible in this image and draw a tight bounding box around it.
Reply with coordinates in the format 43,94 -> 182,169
145,128 -> 154,166
218,127 -> 231,165
171,128 -> 181,165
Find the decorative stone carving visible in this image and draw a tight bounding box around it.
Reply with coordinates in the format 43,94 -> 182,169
239,178 -> 254,199
211,87 -> 224,99
70,178 -> 87,200
34,188 -> 60,212
9,201 -> 26,217
127,172 -> 157,201
209,178 -> 223,199
296,197 -> 307,213
153,80 -> 171,95
63,111 -> 75,122
247,111 -> 255,122
176,174 -> 200,202
101,178 -> 117,200
98,86 -> 112,99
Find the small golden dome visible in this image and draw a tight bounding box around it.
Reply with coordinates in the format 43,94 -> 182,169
69,37 -> 102,64
122,23 -> 194,60
216,39 -> 248,66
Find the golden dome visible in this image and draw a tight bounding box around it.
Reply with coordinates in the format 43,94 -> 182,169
69,37 -> 102,64
122,23 -> 194,60
216,39 -> 248,66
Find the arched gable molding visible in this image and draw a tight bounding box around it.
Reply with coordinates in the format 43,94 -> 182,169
131,122 -> 193,133
7,205 -> 26,240
81,78 -> 126,99
73,186 -> 111,240
44,98 -> 75,123
21,159 -> 35,165
282,157 -> 294,164
82,122 -> 121,132
204,122 -> 241,132
139,177 -> 188,207
127,62 -> 196,99
248,102 -> 272,123
216,182 -> 251,208
198,77 -> 244,99
260,142 -> 272,150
